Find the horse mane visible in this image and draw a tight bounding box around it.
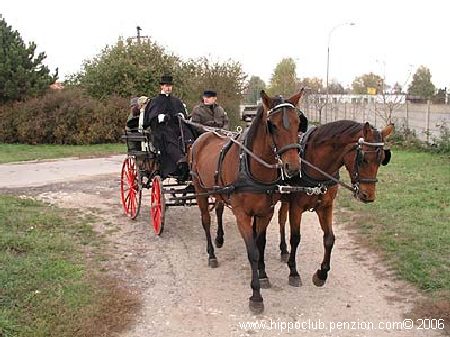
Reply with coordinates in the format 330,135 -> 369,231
245,105 -> 264,148
310,120 -> 376,144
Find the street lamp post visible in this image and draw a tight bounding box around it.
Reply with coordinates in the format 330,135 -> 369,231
325,22 -> 355,124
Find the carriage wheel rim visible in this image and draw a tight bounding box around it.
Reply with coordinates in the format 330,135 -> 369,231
121,157 -> 141,218
150,176 -> 164,234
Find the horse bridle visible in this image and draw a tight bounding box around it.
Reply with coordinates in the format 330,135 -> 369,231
351,137 -> 385,194
266,102 -> 302,157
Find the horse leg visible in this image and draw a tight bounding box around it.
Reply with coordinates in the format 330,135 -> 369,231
236,211 -> 264,313
312,205 -> 335,287
214,201 -> 225,248
287,203 -> 303,287
198,195 -> 218,268
278,201 -> 290,262
255,215 -> 272,289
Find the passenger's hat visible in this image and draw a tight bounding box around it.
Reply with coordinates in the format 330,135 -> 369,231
159,75 -> 174,85
203,90 -> 217,97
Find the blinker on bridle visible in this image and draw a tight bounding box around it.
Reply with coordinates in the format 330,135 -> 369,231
266,100 -> 302,178
352,137 -> 386,194
266,101 -> 301,156
267,97 -> 293,131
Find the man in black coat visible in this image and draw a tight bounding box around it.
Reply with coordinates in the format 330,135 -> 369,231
143,75 -> 195,179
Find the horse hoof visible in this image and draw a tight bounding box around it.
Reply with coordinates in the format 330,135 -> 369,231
249,298 -> 264,314
208,258 -> 219,268
312,272 -> 326,287
289,276 -> 302,287
280,252 -> 290,263
259,278 -> 271,289
214,238 -> 223,248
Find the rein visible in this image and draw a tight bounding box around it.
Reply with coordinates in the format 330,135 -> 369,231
300,157 -> 355,193
300,137 -> 385,196
212,131 -> 280,169
184,104 -> 301,170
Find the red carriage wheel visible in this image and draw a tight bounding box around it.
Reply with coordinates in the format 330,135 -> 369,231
120,156 -> 142,219
150,175 -> 165,235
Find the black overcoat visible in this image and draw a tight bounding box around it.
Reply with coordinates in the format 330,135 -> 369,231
143,94 -> 195,178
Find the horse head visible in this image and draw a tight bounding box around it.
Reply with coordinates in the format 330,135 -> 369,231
343,122 -> 394,203
259,89 -> 306,178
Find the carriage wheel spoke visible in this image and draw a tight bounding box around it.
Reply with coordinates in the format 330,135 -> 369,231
121,157 -> 141,219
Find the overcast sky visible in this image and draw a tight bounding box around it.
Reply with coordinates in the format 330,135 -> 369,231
2,0 -> 448,90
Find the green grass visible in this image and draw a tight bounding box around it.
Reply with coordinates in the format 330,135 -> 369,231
0,196 -> 120,337
337,149 -> 450,297
0,143 -> 124,164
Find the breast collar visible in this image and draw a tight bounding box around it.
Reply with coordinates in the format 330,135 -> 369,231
213,128 -> 280,195
235,129 -> 280,193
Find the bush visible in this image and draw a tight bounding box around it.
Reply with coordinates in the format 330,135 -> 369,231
389,123 -> 424,150
389,122 -> 450,154
431,122 -> 450,153
0,88 -> 128,144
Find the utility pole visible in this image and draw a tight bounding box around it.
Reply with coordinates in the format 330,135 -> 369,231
131,26 -> 149,43
325,22 -> 355,124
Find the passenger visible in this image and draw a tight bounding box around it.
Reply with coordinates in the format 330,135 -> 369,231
137,95 -> 150,151
126,96 -> 141,151
191,90 -> 229,130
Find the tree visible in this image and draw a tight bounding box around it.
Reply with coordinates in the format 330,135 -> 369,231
0,16 -> 57,104
432,88 -> 446,104
408,66 -> 436,98
351,72 -> 383,94
327,79 -> 346,94
69,37 -> 246,128
245,76 -> 266,104
297,77 -> 323,94
392,82 -> 402,94
67,37 -> 182,99
181,58 -> 246,128
267,58 -> 297,96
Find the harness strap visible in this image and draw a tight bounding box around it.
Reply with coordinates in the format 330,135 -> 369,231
267,103 -> 295,114
214,136 -> 235,186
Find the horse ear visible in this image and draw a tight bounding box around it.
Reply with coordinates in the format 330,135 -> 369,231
286,88 -> 305,106
260,90 -> 272,111
381,123 -> 395,140
363,122 -> 371,138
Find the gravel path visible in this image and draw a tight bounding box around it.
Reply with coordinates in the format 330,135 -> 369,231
1,157 -> 445,337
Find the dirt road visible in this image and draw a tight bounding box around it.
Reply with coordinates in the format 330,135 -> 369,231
1,157 -> 445,337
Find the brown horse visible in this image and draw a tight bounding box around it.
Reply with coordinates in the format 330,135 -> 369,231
190,90 -> 306,313
278,120 -> 394,287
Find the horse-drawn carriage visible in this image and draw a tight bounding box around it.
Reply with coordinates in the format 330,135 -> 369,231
120,121 -> 201,235
120,90 -> 394,313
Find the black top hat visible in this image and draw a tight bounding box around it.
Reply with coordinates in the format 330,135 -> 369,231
203,90 -> 217,97
159,75 -> 174,85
